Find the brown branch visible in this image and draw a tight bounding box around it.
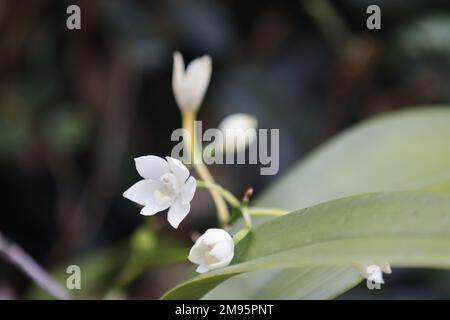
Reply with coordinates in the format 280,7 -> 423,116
0,231 -> 72,300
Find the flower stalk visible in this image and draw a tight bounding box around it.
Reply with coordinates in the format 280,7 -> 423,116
182,112 -> 230,226
197,180 -> 288,219
247,207 -> 289,217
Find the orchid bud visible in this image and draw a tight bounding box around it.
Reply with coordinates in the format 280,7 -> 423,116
188,228 -> 234,273
218,113 -> 258,154
172,51 -> 212,113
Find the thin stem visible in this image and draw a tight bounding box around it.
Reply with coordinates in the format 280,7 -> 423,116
197,180 -> 252,228
0,231 -> 72,300
196,180 -> 240,208
247,207 -> 289,217
240,207 -> 253,228
183,112 -> 230,225
233,225 -> 251,245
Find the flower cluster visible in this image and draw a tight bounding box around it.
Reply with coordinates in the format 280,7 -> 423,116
123,52 -> 238,273
123,52 -> 393,282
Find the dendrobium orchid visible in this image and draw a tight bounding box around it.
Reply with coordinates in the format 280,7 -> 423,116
172,51 -> 212,113
188,228 -> 234,273
123,156 -> 196,229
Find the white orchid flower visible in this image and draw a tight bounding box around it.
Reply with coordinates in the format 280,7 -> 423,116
218,113 -> 258,154
172,51 -> 212,113
188,228 -> 234,273
123,156 -> 196,229
355,262 -> 392,284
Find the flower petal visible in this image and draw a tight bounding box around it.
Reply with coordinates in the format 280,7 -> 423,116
166,156 -> 189,183
123,179 -> 159,206
379,262 -> 392,274
188,243 -> 204,265
210,241 -> 234,262
209,257 -> 233,270
140,200 -> 171,216
172,51 -> 187,110
368,270 -> 384,284
184,55 -> 212,111
202,229 -> 232,246
365,265 -> 385,284
180,176 -> 196,204
167,199 -> 190,228
196,264 -> 209,273
135,156 -> 169,179
208,241 -> 234,270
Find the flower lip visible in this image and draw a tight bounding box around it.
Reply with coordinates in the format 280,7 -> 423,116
160,172 -> 180,195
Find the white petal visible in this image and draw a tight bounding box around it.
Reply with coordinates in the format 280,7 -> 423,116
184,55 -> 212,112
379,262 -> 392,274
202,229 -> 233,246
208,241 -> 234,270
172,52 -> 187,111
365,265 -> 384,284
167,199 -> 190,228
123,179 -> 159,206
209,257 -> 233,270
134,156 -> 169,179
188,243 -> 204,265
180,176 -> 196,204
172,52 -> 212,113
210,241 -> 234,261
140,200 -> 170,216
196,264 -> 209,273
166,156 -> 189,183
368,270 -> 384,284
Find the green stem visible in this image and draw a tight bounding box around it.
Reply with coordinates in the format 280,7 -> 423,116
233,225 -> 251,245
182,112 -> 230,226
197,180 -> 254,228
197,181 -> 289,223
196,180 -> 240,208
240,207 -> 252,229
197,179 -> 251,246
247,207 -> 289,217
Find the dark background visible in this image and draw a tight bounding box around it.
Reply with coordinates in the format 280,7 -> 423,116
1,0 -> 450,299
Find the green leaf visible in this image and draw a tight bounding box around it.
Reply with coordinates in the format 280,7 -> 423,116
204,267 -> 362,300
182,107 -> 450,300
257,107 -> 450,211
162,191 -> 450,299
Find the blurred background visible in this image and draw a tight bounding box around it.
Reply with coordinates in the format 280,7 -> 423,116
1,0 -> 450,299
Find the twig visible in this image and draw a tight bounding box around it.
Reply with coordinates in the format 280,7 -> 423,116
0,231 -> 72,300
